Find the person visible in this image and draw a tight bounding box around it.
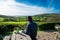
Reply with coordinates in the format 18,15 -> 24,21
26,16 -> 38,40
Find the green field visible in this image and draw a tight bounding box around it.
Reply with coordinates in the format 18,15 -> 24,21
0,21 -> 47,25
0,14 -> 60,36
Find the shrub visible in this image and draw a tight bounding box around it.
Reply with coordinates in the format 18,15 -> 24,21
38,22 -> 60,31
0,23 -> 27,35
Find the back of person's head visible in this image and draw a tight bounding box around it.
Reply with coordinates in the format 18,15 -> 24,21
28,16 -> 32,22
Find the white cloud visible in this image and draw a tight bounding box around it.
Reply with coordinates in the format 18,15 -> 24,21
0,0 -> 56,16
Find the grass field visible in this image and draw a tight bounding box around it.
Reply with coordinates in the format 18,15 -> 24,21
0,21 -> 48,25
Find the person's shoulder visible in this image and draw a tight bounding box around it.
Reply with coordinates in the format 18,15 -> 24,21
32,22 -> 37,25
29,21 -> 37,25
32,21 -> 36,24
27,23 -> 31,26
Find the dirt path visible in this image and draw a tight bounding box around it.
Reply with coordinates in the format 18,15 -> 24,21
37,31 -> 58,40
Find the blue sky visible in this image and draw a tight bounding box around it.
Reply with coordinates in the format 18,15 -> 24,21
16,0 -> 60,10
0,0 -> 60,16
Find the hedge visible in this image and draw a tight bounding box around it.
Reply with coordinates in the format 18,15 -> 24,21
38,22 -> 60,31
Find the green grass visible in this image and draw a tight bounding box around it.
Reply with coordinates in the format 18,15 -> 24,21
0,21 -> 55,25
0,18 -> 4,22
1,21 -> 60,26
0,22 -> 28,25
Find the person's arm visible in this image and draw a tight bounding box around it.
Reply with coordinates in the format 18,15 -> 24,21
26,24 -> 30,35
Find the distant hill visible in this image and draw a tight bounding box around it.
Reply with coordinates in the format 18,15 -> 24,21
0,15 -> 14,18
33,13 -> 60,22
0,13 -> 60,22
